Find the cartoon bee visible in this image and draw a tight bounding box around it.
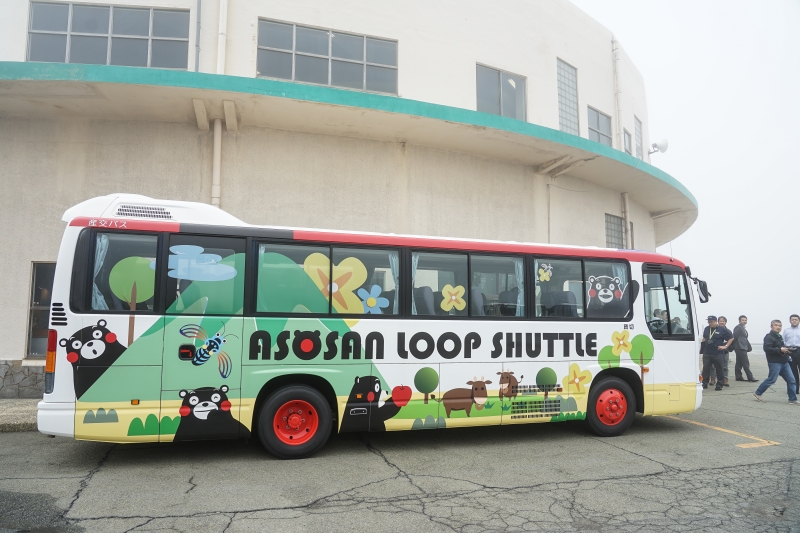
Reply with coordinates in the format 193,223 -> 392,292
179,324 -> 235,379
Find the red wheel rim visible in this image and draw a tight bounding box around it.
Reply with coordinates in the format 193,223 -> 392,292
273,400 -> 318,445
595,388 -> 628,426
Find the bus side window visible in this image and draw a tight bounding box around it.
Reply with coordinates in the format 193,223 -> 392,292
662,273 -> 693,337
165,235 -> 246,315
331,248 -> 400,315
585,260 -> 631,320
534,258 -> 582,318
470,255 -> 524,317
90,232 -> 159,312
643,273 -> 668,336
257,243 -> 331,314
412,252 -> 468,317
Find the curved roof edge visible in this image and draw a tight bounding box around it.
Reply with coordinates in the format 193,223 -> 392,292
0,61 -> 697,211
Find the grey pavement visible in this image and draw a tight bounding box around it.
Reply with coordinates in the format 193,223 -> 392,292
1,356 -> 798,533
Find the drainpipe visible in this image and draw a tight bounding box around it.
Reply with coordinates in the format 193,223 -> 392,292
194,0 -> 201,72
210,0 -> 228,207
622,192 -> 631,249
612,36 -> 623,150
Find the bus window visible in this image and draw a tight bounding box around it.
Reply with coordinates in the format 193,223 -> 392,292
534,258 -> 582,318
412,252 -> 468,317
90,232 -> 158,312
585,260 -> 631,320
470,255 -> 524,317
257,243 -> 331,314
166,235 -> 246,315
332,248 -> 400,315
663,273 -> 693,336
643,273 -> 668,336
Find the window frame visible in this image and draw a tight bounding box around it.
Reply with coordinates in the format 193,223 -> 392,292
605,213 -> 626,249
256,19 -> 398,95
27,261 -> 57,358
26,2 -> 190,69
556,58 -> 579,135
642,265 -> 695,341
475,63 -> 528,121
587,106 -> 612,146
624,129 -> 632,155
634,116 -> 643,159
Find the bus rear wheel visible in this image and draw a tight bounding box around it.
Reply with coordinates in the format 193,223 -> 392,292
258,385 -> 332,459
586,377 -> 636,437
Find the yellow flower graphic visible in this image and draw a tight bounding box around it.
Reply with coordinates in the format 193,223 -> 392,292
611,330 -> 632,356
303,253 -> 367,314
562,363 -> 592,395
440,284 -> 466,312
538,264 -> 552,282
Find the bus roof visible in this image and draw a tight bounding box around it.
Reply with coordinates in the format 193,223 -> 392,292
63,193 -> 685,267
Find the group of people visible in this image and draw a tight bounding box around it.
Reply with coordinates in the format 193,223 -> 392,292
700,314 -> 799,405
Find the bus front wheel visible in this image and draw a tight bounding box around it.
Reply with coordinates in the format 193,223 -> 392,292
586,377 -> 636,437
258,385 -> 332,459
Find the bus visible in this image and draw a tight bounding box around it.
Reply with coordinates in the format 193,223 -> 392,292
39,194 -> 708,459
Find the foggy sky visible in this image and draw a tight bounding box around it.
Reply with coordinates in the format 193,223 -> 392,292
571,0 -> 800,338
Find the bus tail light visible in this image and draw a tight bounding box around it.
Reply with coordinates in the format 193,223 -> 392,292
45,329 -> 57,394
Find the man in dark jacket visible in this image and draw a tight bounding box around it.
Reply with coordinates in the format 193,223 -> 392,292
753,320 -> 798,404
701,316 -> 732,391
733,315 -> 756,382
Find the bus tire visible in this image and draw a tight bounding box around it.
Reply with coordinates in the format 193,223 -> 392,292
258,385 -> 332,459
586,377 -> 636,437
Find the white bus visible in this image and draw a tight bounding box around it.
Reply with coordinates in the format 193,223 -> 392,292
39,194 -> 707,459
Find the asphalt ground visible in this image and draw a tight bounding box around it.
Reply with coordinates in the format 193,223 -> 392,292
1,356 -> 798,533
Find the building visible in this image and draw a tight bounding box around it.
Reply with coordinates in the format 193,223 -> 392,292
0,0 -> 697,377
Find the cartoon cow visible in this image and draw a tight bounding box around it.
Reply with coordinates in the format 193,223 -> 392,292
439,377 -> 492,418
496,371 -> 523,401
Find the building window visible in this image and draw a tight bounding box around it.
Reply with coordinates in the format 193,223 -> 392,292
257,20 -> 398,95
588,107 -> 612,146
605,213 -> 626,249
476,65 -> 526,120
624,129 -> 632,155
557,58 -> 579,135
634,116 -> 643,159
28,262 -> 56,357
27,3 -> 190,68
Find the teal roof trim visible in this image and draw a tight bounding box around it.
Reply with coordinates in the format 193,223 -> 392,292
0,61 -> 696,208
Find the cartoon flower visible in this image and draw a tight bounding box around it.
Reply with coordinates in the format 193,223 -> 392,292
611,330 -> 632,356
303,254 -> 367,314
562,363 -> 592,395
440,284 -> 466,312
358,285 -> 390,314
538,264 -> 552,282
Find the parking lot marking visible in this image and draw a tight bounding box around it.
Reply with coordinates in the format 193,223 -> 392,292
664,416 -> 780,448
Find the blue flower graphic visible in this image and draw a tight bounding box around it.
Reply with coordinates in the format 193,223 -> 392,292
358,285 -> 390,314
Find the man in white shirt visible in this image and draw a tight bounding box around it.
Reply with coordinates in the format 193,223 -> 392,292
783,314 -> 800,395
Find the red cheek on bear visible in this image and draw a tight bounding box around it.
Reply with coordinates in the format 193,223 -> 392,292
179,405 -> 191,417
589,289 -> 597,298
367,392 -> 375,402
105,332 -> 117,343
67,352 -> 79,363
614,290 -> 622,299
221,400 -> 231,411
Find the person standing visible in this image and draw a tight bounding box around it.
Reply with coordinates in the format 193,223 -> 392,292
733,315 -> 756,382
754,320 -> 798,404
717,316 -> 733,387
783,314 -> 800,395
701,316 -> 733,391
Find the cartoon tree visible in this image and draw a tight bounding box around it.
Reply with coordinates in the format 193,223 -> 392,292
414,367 -> 439,404
109,257 -> 156,346
629,334 -> 655,383
598,345 -> 620,370
536,367 -> 558,399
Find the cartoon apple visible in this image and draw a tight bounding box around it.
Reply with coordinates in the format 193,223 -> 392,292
391,385 -> 412,407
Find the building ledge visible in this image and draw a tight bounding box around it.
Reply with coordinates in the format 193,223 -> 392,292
0,61 -> 697,245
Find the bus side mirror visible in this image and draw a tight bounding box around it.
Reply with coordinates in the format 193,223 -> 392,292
696,280 -> 710,303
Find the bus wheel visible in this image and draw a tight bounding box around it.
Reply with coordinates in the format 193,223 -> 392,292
586,377 -> 636,437
258,385 -> 332,459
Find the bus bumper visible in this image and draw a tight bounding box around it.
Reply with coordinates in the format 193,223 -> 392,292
37,401 -> 74,437
694,384 -> 703,410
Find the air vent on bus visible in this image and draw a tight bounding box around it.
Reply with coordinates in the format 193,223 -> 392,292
643,263 -> 663,271
50,303 -> 67,327
115,204 -> 173,219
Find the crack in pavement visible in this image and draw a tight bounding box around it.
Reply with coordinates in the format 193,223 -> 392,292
61,444 -> 115,523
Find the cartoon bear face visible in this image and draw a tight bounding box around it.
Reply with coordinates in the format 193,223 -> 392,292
59,319 -> 120,364
179,385 -> 232,421
588,276 -> 622,304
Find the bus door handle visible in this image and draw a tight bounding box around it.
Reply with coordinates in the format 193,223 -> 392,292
349,408 -> 367,416
178,345 -> 195,361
